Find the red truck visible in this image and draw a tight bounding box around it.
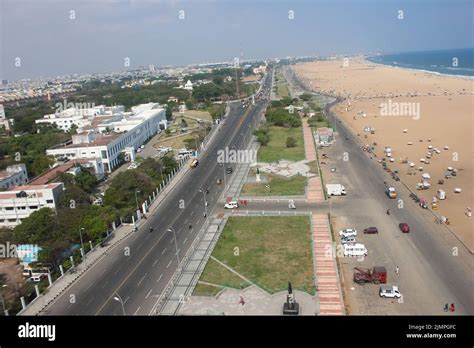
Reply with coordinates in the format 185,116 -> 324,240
353,266 -> 387,284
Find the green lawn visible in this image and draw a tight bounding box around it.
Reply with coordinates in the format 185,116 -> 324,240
193,283 -> 222,297
197,216 -> 316,295
195,257 -> 251,291
258,126 -> 305,162
276,83 -> 289,98
241,173 -> 306,196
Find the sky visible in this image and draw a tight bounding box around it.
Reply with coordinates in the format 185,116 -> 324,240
0,0 -> 473,80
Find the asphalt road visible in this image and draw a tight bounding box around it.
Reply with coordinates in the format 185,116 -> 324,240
324,112 -> 474,314
43,73 -> 273,315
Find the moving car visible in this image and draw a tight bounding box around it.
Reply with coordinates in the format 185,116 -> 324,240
363,227 -> 379,234
224,201 -> 239,209
326,184 -> 347,196
399,223 -> 410,233
379,285 -> 401,298
339,228 -> 357,237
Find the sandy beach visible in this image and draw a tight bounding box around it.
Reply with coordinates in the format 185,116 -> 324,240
293,58 -> 473,250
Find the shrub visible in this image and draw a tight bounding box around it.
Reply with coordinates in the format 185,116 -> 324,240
286,137 -> 297,148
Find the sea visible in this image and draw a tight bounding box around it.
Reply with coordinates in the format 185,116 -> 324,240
367,48 -> 474,78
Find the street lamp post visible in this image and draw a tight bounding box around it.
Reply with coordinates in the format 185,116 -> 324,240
167,227 -> 180,265
79,227 -> 86,263
113,292 -> 126,315
134,190 -> 141,212
199,188 -> 208,218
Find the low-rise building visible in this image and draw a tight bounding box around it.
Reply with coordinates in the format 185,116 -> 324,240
46,103 -> 166,172
0,183 -> 64,228
316,127 -> 334,144
0,164 -> 28,189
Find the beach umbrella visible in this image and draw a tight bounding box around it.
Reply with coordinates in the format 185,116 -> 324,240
422,173 -> 431,180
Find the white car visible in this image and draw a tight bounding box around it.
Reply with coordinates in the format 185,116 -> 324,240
339,228 -> 357,237
340,236 -> 356,245
379,285 -> 401,298
224,201 -> 239,209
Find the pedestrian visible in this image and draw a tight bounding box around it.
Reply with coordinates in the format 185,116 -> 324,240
395,266 -> 399,274
443,303 -> 449,312
386,209 -> 391,215
450,303 -> 455,312
239,296 -> 245,306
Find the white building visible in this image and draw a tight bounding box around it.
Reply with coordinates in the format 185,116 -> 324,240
0,164 -> 28,189
46,103 -> 167,172
184,80 -> 193,91
35,105 -> 125,132
0,104 -> 12,131
0,183 -> 64,228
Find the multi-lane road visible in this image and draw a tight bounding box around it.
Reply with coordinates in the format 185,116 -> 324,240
42,73 -> 273,315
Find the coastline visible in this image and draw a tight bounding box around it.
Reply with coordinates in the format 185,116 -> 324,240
292,58 -> 473,250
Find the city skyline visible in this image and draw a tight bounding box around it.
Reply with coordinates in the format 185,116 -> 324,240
1,0 -> 473,80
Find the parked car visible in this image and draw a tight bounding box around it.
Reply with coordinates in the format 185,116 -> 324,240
339,228 -> 357,237
341,236 -> 356,245
224,201 -> 239,209
363,227 -> 379,234
379,285 -> 401,298
399,223 -> 410,233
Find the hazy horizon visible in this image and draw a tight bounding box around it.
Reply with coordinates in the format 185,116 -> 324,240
1,0 -> 473,80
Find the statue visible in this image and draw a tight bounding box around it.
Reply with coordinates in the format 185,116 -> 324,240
282,281 -> 299,315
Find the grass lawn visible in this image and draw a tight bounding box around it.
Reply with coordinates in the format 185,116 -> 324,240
241,172 -> 306,196
193,283 -> 222,297
258,126 -> 305,162
196,258 -> 251,290
198,216 -> 316,295
154,132 -> 198,151
276,83 -> 289,98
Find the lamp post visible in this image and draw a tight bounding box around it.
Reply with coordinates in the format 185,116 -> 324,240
113,292 -> 126,315
134,190 -> 141,212
167,227 -> 180,265
199,188 -> 208,218
79,227 -> 86,263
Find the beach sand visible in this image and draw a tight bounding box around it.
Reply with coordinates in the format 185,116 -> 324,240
293,58 -> 473,250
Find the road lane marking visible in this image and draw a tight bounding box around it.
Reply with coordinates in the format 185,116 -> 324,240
161,247 -> 167,255
166,260 -> 172,268
84,282 -> 93,291
156,274 -> 163,283
95,105 -> 250,315
146,289 -> 153,299
152,259 -> 159,267
134,307 -> 141,316
85,296 -> 95,307
137,273 -> 147,286
123,296 -> 130,304
183,237 -> 187,245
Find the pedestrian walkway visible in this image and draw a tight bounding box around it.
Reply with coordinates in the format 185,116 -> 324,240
302,119 -> 324,203
154,215 -> 226,315
312,214 -> 344,315
179,285 -> 318,315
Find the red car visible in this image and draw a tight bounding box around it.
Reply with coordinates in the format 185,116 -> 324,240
399,223 -> 410,233
363,227 -> 379,234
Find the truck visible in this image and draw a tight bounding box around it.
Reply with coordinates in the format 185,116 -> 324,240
190,158 -> 199,168
385,185 -> 397,198
326,184 -> 347,196
353,266 -> 387,284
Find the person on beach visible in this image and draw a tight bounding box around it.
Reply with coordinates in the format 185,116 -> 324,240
239,296 -> 245,306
